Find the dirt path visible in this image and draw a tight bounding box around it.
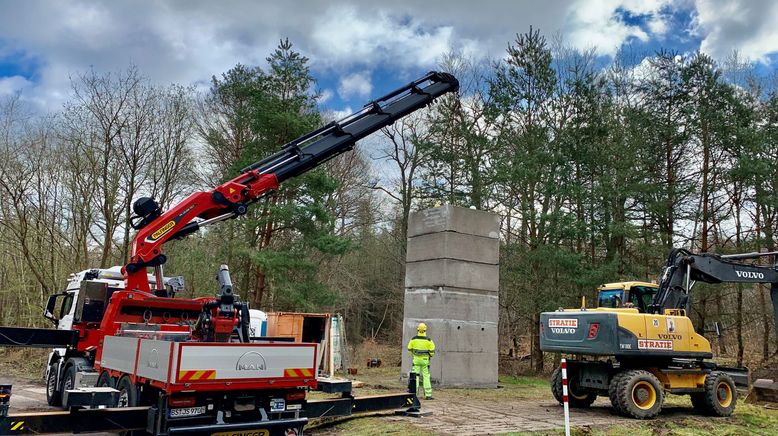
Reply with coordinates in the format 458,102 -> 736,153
0,375 -> 743,436
0,376 -> 50,413
389,397 -> 620,434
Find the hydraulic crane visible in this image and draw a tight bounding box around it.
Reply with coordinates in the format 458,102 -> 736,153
0,71 -> 459,435
541,248 -> 778,419
60,71 -> 458,353
125,70 -> 459,294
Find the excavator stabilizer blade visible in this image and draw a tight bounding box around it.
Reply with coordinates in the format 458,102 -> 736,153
746,379 -> 778,405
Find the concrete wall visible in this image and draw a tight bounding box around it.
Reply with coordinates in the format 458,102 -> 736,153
401,205 -> 499,388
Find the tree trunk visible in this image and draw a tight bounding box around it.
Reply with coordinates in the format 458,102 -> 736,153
532,312 -> 543,373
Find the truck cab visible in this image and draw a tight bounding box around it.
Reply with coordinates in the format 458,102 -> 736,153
43,267 -> 185,405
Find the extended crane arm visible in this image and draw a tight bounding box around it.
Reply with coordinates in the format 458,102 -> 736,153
124,71 -> 459,293
651,248 -> 778,327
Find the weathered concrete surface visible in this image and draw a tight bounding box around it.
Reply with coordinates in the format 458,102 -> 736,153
404,259 -> 499,292
436,350 -> 499,387
406,232 -> 499,264
401,316 -> 498,386
407,205 -> 500,239
402,205 -> 499,388
403,288 -> 498,322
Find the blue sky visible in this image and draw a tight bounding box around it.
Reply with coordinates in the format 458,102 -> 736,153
2,0 -> 778,113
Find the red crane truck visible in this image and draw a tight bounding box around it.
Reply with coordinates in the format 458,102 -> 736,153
0,71 -> 459,435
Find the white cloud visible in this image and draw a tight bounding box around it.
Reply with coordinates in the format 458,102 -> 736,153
309,5 -> 455,69
322,106 -> 354,123
318,88 -> 334,104
0,0 -> 774,114
337,71 -> 372,100
693,0 -> 778,63
565,0 -> 673,56
0,76 -> 33,96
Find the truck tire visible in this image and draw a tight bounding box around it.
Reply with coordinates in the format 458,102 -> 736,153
551,365 -> 597,408
97,371 -> 115,388
608,371 -> 628,414
46,363 -> 62,407
693,371 -> 736,416
116,376 -> 138,407
616,369 -> 663,419
62,364 -> 77,392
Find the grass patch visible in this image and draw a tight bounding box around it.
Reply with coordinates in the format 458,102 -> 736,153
554,402 -> 778,436
0,348 -> 47,382
500,375 -> 550,387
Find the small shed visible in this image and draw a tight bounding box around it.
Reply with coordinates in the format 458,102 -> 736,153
266,312 -> 332,375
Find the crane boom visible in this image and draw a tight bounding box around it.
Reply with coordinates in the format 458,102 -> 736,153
651,248 -> 778,328
124,71 -> 459,293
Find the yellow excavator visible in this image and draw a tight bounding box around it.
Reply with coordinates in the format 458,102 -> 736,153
541,248 -> 778,418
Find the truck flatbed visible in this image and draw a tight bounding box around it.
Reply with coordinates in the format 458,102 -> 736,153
100,336 -> 318,393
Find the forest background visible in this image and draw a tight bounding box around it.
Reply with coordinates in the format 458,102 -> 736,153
2,28 -> 778,373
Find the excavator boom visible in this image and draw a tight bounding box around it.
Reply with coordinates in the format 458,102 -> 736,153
652,248 -> 778,329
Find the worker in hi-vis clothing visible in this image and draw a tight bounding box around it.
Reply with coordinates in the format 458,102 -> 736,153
407,322 -> 436,400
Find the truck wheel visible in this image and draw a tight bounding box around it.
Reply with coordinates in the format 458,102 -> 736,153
116,376 -> 138,407
616,369 -> 663,419
97,371 -> 115,388
551,365 -> 597,408
46,363 -> 62,407
62,365 -> 76,392
695,371 -> 737,416
608,371 -> 628,414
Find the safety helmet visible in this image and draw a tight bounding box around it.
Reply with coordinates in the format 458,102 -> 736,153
417,322 -> 427,333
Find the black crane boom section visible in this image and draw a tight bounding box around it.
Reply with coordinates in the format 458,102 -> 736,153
241,71 -> 458,184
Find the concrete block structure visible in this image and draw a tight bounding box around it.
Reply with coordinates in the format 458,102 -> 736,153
402,205 -> 500,387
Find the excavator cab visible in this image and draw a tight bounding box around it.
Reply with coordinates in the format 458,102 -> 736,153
596,281 -> 658,313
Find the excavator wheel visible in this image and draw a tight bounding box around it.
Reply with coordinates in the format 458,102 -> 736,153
551,365 -> 597,408
608,371 -> 629,414
692,371 -> 736,416
616,369 -> 663,419
551,367 -> 564,404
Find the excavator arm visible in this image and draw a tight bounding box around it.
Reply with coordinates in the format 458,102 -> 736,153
652,248 -> 778,328
124,71 -> 459,293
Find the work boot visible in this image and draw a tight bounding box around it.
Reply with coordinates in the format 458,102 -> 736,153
425,396 -> 434,400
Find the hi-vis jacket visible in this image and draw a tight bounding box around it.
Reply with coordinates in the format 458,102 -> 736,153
408,335 -> 436,359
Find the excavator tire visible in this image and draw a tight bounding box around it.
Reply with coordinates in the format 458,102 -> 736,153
693,371 -> 736,416
551,365 -> 597,408
616,369 -> 663,419
551,367 -> 564,404
608,371 -> 629,414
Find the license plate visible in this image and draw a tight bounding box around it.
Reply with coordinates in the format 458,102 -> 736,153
269,398 -> 285,412
211,430 -> 269,436
170,405 -> 206,417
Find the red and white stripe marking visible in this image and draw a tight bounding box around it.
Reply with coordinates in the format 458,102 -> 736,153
561,359 -> 571,436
